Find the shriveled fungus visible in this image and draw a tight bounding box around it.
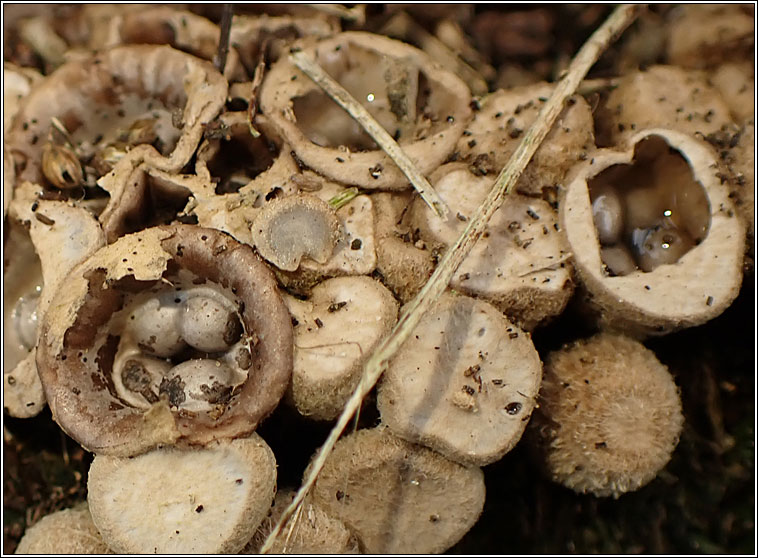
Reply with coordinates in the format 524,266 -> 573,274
530,333 -> 684,498
259,31 -> 472,189
561,129 -> 744,336
310,426 -> 485,554
7,44 -> 227,201
87,434 -> 276,554
284,276 -> 398,421
36,224 -> 293,456
378,292 -> 542,466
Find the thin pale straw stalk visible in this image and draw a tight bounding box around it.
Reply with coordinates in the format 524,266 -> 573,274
261,4 -> 641,553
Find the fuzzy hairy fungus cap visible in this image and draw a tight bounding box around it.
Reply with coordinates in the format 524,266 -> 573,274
530,333 -> 684,498
455,83 -> 595,198
561,129 -> 744,337
378,292 -> 542,466
36,224 -> 293,457
412,163 -> 574,330
596,65 -> 734,146
259,31 -> 472,189
284,276 -> 398,421
15,502 -> 112,554
309,426 -> 485,554
7,45 -> 227,190
87,434 -> 276,554
246,488 -> 360,554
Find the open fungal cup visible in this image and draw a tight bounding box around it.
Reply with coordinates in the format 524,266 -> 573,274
7,44 -> 227,198
530,333 -> 684,498
87,434 -> 276,554
259,31 -> 472,189
4,182 -> 105,417
251,193 -> 342,272
378,292 -> 542,466
284,276 -> 398,421
412,163 -> 574,330
310,426 -> 486,554
36,224 -> 293,457
561,129 -> 744,336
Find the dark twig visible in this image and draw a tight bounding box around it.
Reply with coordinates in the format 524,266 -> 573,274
214,4 -> 234,74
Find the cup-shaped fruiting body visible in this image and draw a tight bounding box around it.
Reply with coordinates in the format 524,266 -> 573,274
259,31 -> 472,189
273,177 -> 378,293
284,276 -> 398,421
87,434 -> 276,554
665,5 -> 754,70
530,333 -> 684,498
371,190 -> 435,303
230,14 -> 339,76
252,193 -> 342,272
722,120 -> 754,265
561,129 -> 745,336
309,426 -> 485,554
246,488 -> 360,554
94,7 -> 245,81
412,163 -> 574,330
15,502 -> 112,554
36,225 -> 293,457
4,182 -> 105,418
454,83 -> 595,198
378,292 -> 542,466
7,45 -> 227,192
596,65 -> 734,146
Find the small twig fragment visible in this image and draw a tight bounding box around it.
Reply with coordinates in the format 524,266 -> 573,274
213,4 -> 234,74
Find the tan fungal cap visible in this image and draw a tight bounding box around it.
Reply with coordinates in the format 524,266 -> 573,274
371,190 -> 435,303
251,193 -> 341,272
15,502 -> 112,555
412,163 -> 574,330
284,276 -> 398,421
454,83 -> 595,198
246,488 -> 360,554
310,426 -> 485,554
378,292 -> 542,466
561,129 -> 745,336
36,224 -> 293,456
87,434 -> 277,554
596,65 -> 734,145
530,333 -> 684,498
259,31 -> 471,189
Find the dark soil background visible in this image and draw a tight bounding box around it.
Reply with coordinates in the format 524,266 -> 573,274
3,4 -> 755,554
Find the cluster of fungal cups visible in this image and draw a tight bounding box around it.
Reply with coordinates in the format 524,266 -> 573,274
5,4 -> 753,554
